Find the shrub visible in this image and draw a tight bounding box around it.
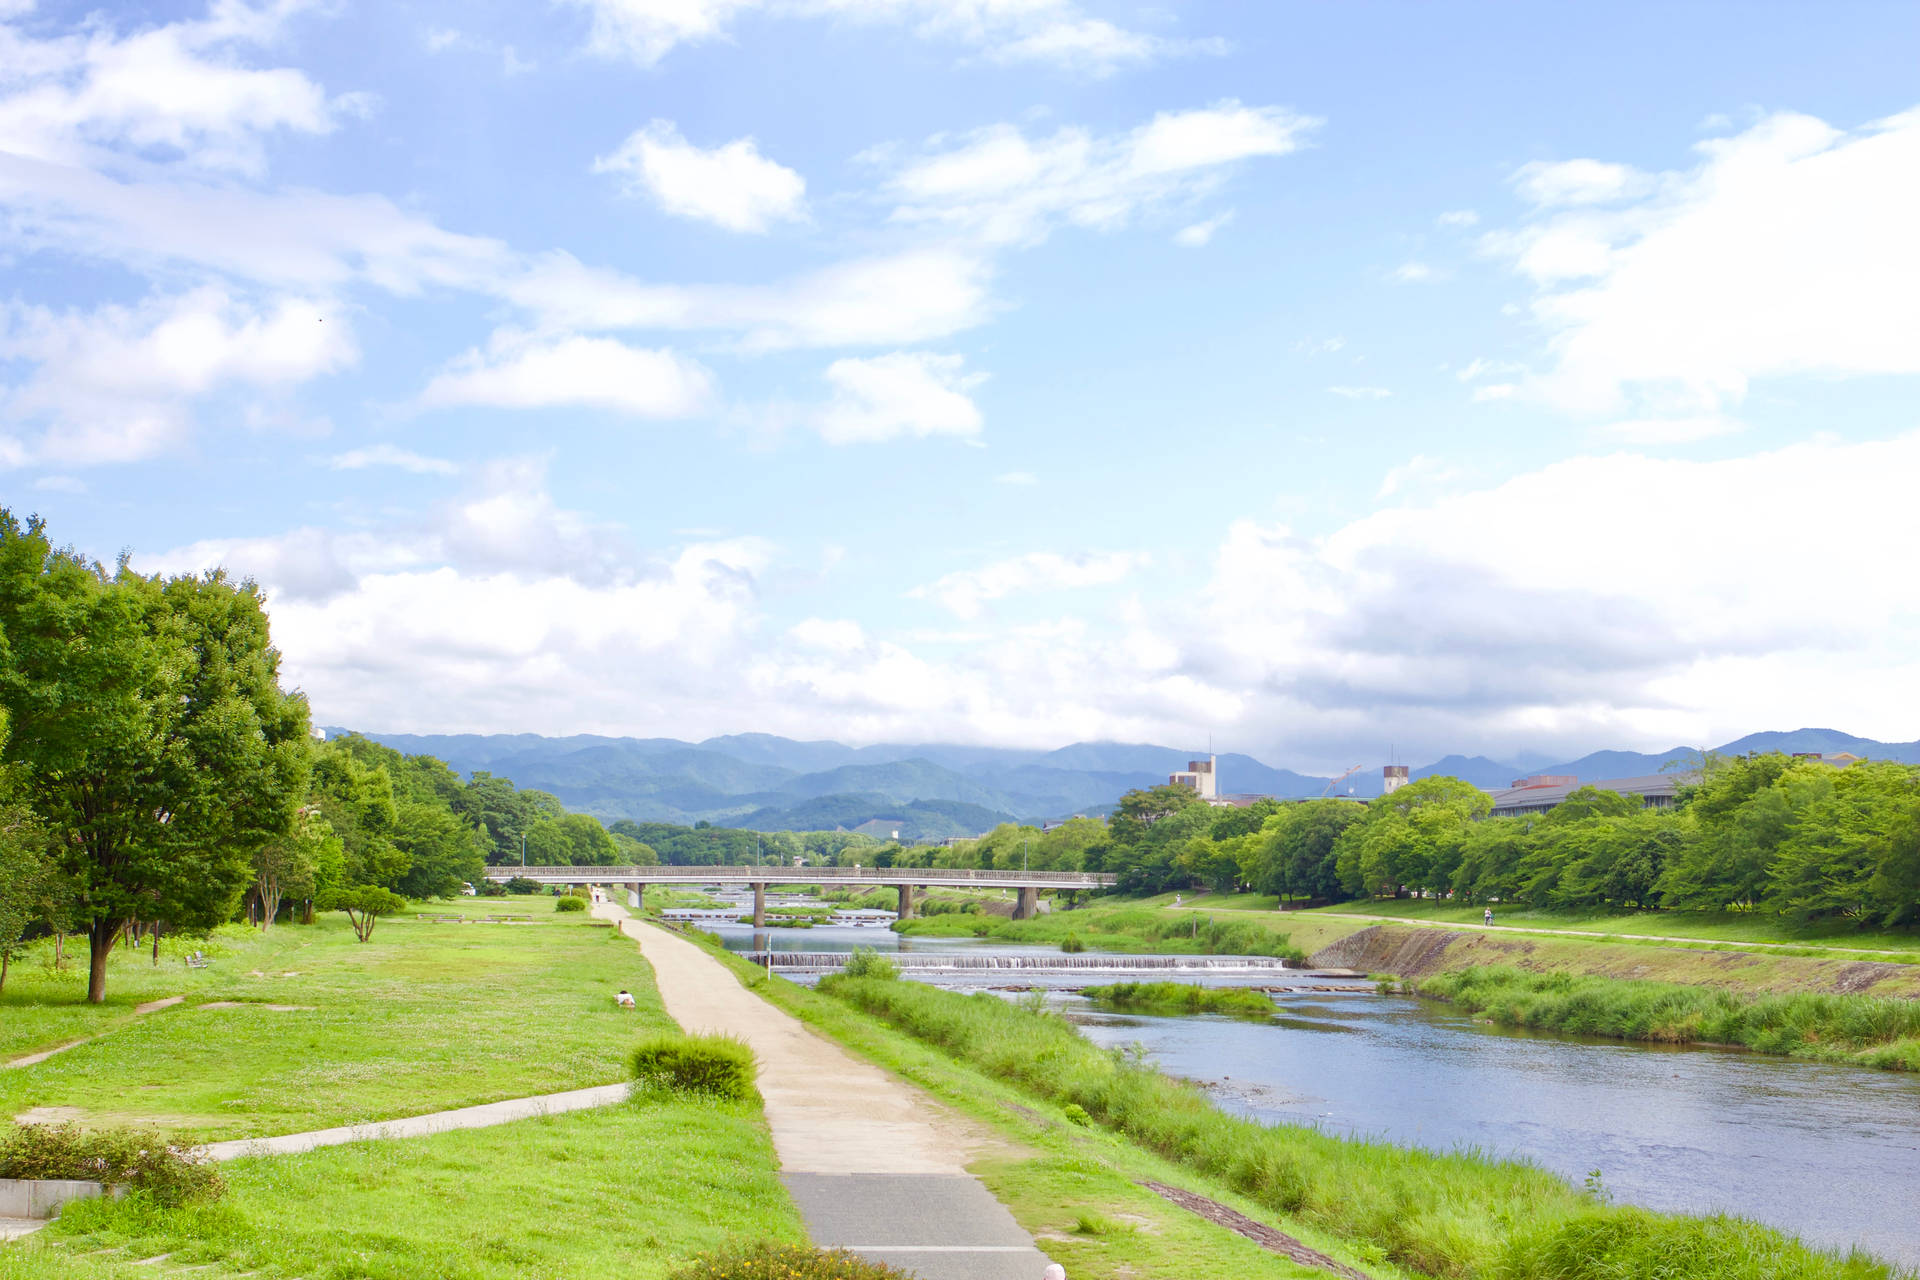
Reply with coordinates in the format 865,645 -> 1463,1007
631,1033 -> 757,1101
0,1124 -> 224,1208
555,896 -> 588,913
1061,1103 -> 1092,1126
842,946 -> 898,980
669,1241 -> 912,1280
504,876 -> 542,895
1060,931 -> 1086,953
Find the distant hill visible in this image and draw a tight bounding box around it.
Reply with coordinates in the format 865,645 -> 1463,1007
326,725 -> 1920,833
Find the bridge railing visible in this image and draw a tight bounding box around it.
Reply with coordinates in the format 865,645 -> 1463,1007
482,864 -> 1114,886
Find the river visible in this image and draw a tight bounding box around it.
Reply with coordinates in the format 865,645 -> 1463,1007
702,915 -> 1920,1269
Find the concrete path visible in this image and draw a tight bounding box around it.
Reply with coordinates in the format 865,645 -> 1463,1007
5,996 -> 187,1070
0,1218 -> 44,1242
198,1082 -> 631,1161
595,902 -> 1054,1280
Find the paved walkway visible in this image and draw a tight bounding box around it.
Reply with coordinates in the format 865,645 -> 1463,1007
595,901 -> 1054,1280
199,1082 -> 632,1161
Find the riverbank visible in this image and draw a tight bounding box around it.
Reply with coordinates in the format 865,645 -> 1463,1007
814,970 -> 1900,1280
1412,965 -> 1920,1070
894,902 -> 1305,960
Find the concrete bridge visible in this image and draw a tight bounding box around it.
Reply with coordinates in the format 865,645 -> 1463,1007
481,864 -> 1115,925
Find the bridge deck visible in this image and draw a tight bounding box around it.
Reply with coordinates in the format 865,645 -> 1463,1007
482,864 -> 1114,889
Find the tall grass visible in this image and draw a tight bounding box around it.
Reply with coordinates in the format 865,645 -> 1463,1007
818,975 -> 1897,1280
895,904 -> 1305,961
1417,967 -> 1920,1071
1081,981 -> 1276,1018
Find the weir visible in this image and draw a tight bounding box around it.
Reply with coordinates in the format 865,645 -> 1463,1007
742,953 -> 1304,973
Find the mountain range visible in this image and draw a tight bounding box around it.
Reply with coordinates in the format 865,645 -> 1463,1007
329,726 -> 1920,840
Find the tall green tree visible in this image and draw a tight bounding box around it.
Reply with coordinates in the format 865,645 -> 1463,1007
0,514 -> 310,1002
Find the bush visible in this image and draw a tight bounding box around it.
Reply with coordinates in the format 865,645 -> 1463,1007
669,1241 -> 912,1280
1061,1103 -> 1092,1126
555,896 -> 588,913
0,1124 -> 224,1208
841,946 -> 898,980
1060,931 -> 1085,953
631,1033 -> 757,1101
504,876 -> 542,895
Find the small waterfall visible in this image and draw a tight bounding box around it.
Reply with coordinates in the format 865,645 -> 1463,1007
741,952 -> 1301,972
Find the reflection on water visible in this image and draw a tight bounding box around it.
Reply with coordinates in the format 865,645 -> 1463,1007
689,915 -> 1920,1268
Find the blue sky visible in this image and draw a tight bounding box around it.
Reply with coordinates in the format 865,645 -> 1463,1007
7,0 -> 1920,770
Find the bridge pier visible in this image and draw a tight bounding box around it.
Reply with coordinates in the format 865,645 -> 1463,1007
1013,886 -> 1039,920
896,884 -> 916,920
752,882 -> 767,928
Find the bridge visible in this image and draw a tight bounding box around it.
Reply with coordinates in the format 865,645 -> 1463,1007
481,864 -> 1115,925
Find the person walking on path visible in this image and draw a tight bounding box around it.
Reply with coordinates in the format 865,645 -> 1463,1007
1483,907 -> 1494,926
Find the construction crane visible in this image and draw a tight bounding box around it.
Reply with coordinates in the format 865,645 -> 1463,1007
1321,764 -> 1363,798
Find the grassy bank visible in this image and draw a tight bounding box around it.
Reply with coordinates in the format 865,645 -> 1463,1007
1,911 -> 659,1139
660,924 -> 1402,1280
1415,966 -> 1920,1070
1081,981 -> 1278,1018
894,902 -> 1305,960
819,973 -> 1897,1280
3,912 -> 803,1279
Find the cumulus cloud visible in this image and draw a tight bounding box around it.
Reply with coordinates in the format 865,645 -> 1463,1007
910,550 -> 1149,619
1173,210 -> 1233,247
816,351 -> 984,443
419,331 -> 715,417
0,0 -> 360,175
1512,158 -> 1653,207
1327,385 -> 1390,399
881,101 -> 1314,245
594,120 -> 806,232
0,287 -> 353,464
561,0 -> 1221,75
1486,107 -> 1920,424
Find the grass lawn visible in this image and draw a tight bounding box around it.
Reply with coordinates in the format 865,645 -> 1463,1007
1,906 -> 657,1140
4,1097 -> 803,1280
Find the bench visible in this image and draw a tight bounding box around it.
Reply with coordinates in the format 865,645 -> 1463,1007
185,951 -> 209,969
485,914 -> 533,923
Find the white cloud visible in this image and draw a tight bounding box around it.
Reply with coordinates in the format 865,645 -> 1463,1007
32,474 -> 85,493
561,0 -> 1220,75
993,470 -> 1037,485
1594,415 -> 1744,445
1438,209 -> 1479,227
1487,108 -> 1920,420
328,444 -> 460,475
1173,210 -> 1233,247
594,120 -> 806,233
882,101 -> 1314,245
1327,385 -> 1390,399
911,550 -> 1148,619
1471,383 -> 1517,402
1512,158 -> 1653,207
816,351 -> 984,444
1390,261 -> 1435,282
1375,454 -> 1459,499
419,331 -> 715,417
0,0 -> 357,176
0,287 -> 353,465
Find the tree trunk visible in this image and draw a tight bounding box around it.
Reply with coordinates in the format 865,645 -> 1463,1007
258,873 -> 282,933
87,918 -> 120,1004
1,951 -> 9,994
54,931 -> 64,969
151,921 -> 162,966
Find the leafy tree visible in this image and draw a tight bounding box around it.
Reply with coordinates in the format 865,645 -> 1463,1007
0,801 -> 47,994
393,800 -> 486,898
1253,801 -> 1363,901
318,884 -> 407,942
525,812 -> 619,866
253,809 -> 343,931
0,515 -> 310,1002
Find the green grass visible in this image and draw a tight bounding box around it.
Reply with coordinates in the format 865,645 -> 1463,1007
1416,966 -> 1920,1070
3,1090 -> 801,1280
894,903 -> 1304,960
1295,899 -> 1920,957
657,926 -> 1402,1280
1081,981 -> 1278,1018
814,974 -> 1899,1280
0,913 -> 656,1140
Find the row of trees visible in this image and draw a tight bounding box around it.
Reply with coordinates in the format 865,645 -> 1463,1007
0,512 -> 656,1002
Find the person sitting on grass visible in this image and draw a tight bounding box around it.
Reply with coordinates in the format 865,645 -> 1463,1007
615,989 -> 636,1009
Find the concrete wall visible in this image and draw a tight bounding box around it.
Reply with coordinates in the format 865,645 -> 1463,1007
0,1178 -> 122,1219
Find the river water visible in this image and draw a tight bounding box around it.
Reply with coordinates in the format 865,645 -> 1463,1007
703,916 -> 1920,1269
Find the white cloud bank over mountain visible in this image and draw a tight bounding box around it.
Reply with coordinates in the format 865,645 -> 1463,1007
146,432 -> 1920,769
